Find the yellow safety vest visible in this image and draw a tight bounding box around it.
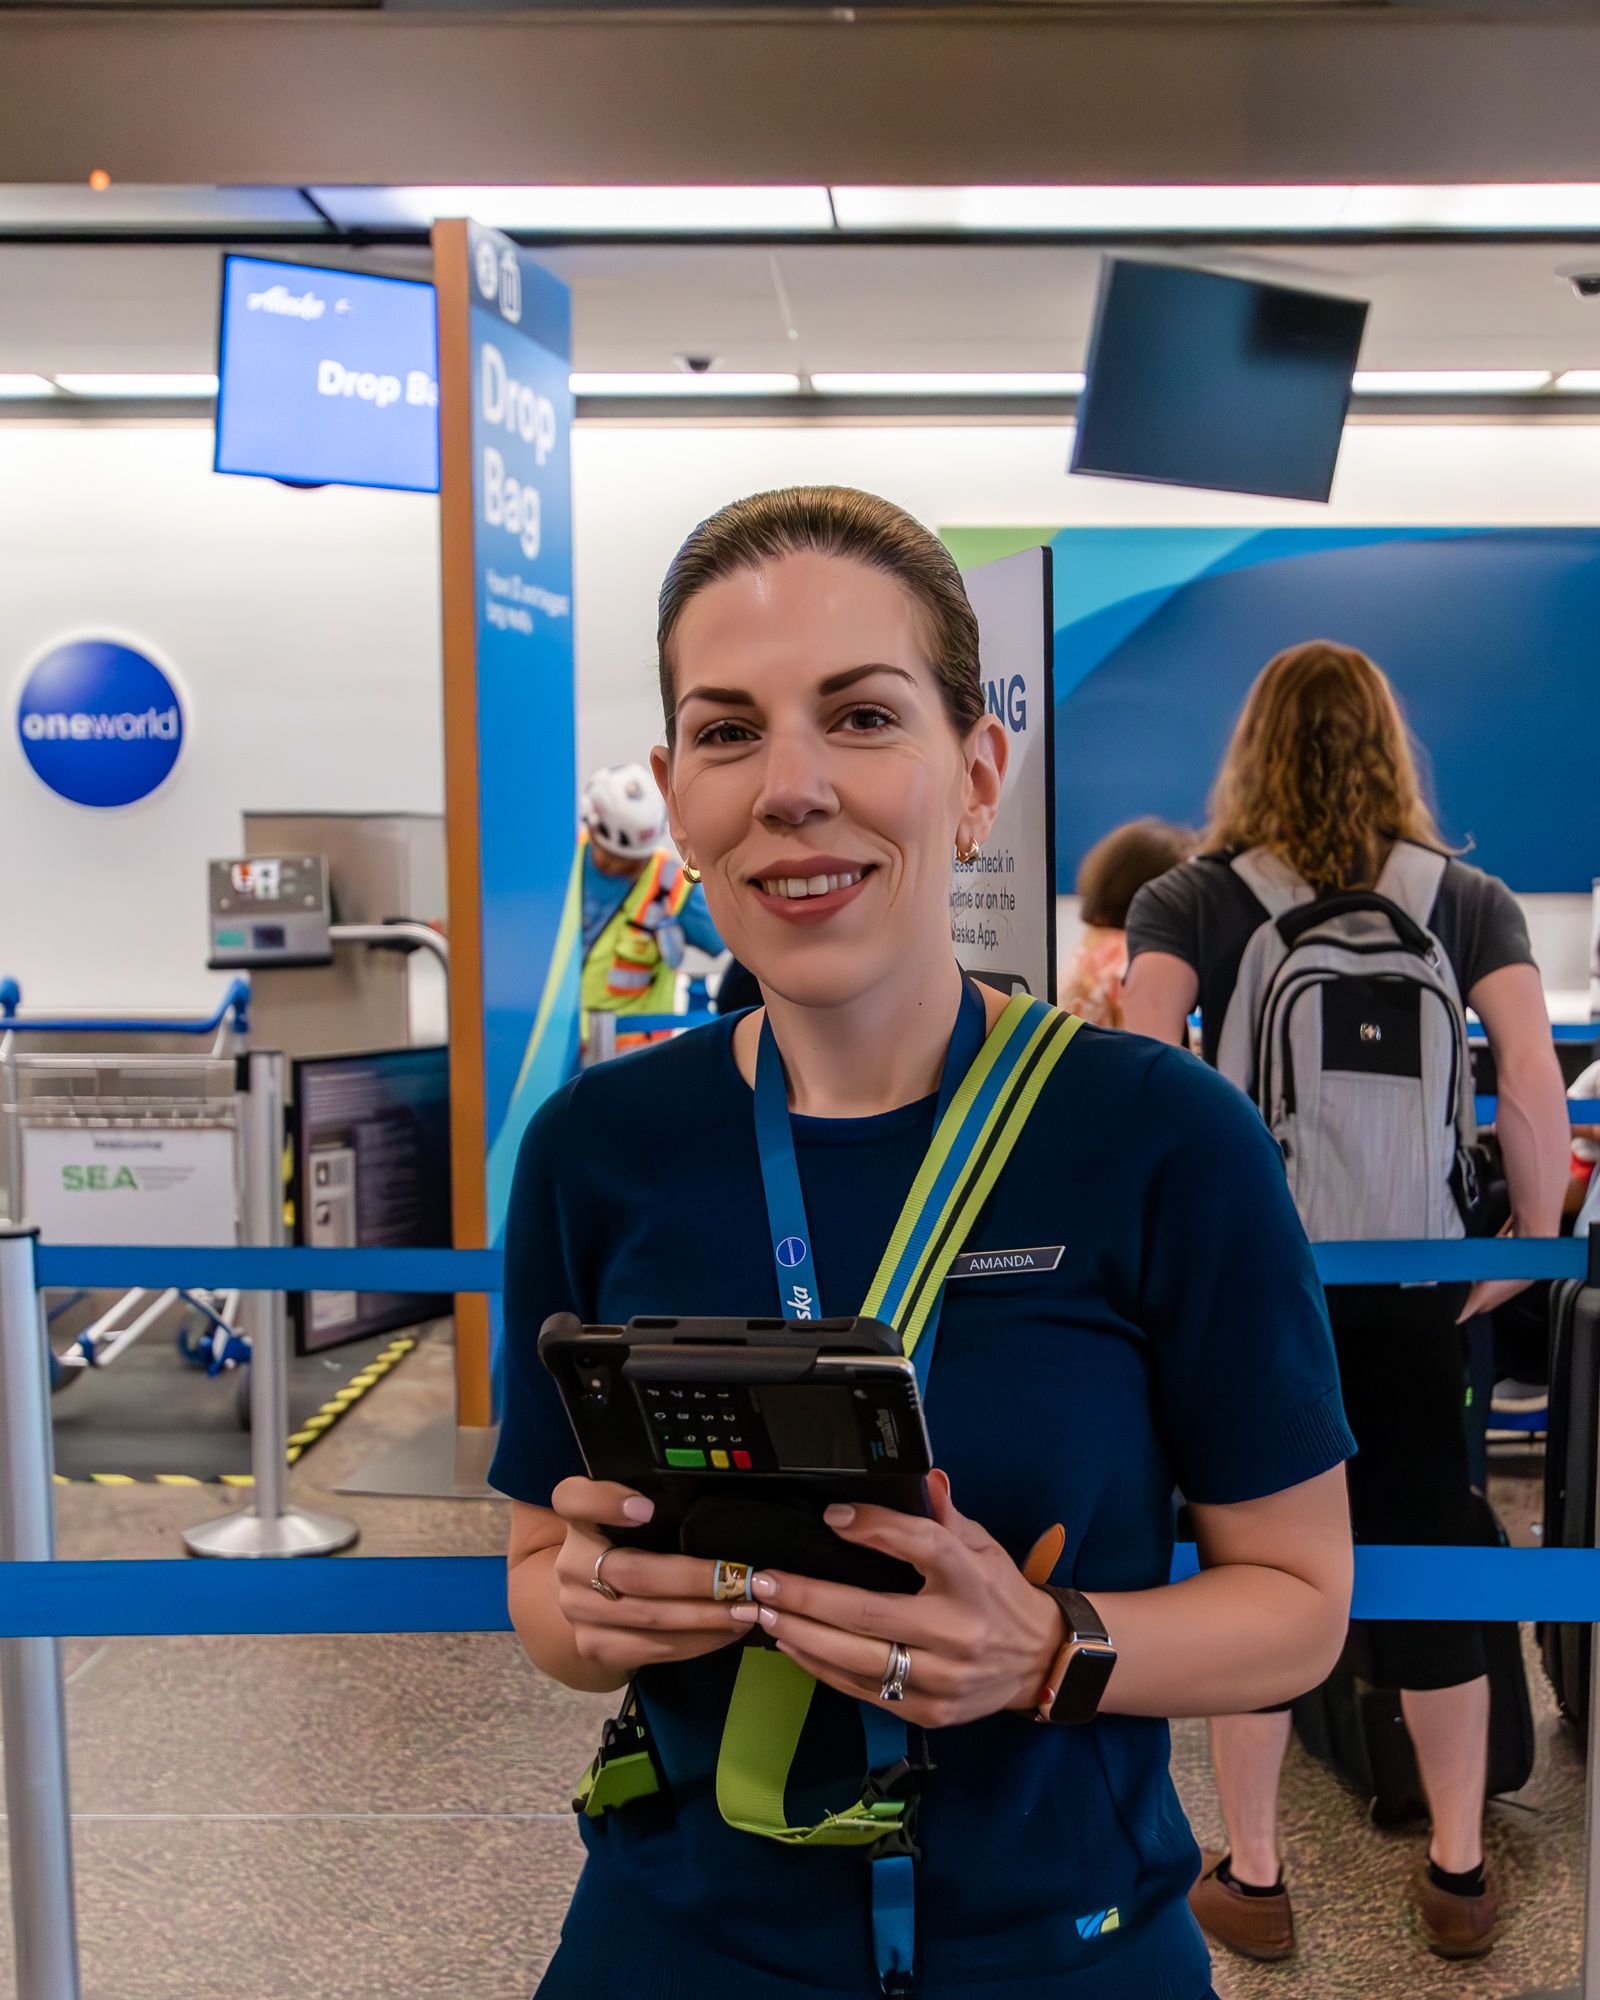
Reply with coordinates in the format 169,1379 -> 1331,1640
581,844 -> 694,1021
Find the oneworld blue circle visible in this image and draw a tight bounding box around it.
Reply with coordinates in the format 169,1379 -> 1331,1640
16,640 -> 184,808
776,1236 -> 808,1269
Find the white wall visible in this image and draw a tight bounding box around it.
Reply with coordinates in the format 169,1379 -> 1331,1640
4,417 -> 1599,1012
0,425 -> 441,1011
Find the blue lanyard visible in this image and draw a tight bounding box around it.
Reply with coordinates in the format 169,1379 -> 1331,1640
753,974 -> 988,1394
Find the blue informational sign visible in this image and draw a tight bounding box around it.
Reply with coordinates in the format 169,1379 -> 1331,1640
16,638 -> 184,808
214,254 -> 440,493
463,227 -> 580,1235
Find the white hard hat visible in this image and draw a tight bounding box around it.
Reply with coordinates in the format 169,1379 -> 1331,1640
581,763 -> 667,858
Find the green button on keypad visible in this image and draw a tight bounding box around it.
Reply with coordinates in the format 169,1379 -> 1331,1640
665,1447 -> 706,1469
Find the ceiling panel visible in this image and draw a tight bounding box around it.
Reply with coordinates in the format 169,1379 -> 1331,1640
3,238 -> 1599,381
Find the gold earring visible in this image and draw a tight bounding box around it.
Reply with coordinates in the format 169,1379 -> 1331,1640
681,861 -> 702,884
955,840 -> 981,865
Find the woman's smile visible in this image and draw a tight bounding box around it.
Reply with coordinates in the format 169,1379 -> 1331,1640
747,857 -> 878,923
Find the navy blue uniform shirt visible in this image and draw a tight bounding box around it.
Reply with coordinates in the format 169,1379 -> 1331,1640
492,1015 -> 1353,2000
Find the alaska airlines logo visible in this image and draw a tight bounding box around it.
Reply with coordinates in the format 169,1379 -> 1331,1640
786,1285 -> 814,1321
1075,1908 -> 1120,1941
246,284 -> 326,320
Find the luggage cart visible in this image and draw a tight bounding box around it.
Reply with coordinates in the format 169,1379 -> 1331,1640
0,981 -> 253,1395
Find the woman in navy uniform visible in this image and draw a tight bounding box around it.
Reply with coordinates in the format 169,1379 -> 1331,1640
492,486 -> 1355,2000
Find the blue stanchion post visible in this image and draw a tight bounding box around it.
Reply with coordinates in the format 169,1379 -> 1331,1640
0,1223 -> 81,2000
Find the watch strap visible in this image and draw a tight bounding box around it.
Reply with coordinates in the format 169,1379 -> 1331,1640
1041,1585 -> 1109,1647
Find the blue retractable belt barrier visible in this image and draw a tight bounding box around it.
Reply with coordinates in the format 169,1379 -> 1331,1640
4,1549 -> 1600,1638
33,1246 -> 505,1291
1313,1238 -> 1589,1284
1478,1096 -> 1600,1126
609,1010 -> 718,1033
1469,1025 -> 1598,1046
32,1238 -> 1594,1295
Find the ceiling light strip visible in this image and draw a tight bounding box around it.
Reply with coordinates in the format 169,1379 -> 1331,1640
810,372 -> 1085,396
1351,370 -> 1554,395
52,373 -> 219,398
570,372 -> 801,396
309,186 -> 834,233
831,185 -> 1600,235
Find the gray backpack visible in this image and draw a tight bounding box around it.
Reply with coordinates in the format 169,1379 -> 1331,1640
1215,842 -> 1478,1243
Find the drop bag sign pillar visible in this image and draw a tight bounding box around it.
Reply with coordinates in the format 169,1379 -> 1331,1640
435,220 -> 579,1439
953,546 -> 1056,999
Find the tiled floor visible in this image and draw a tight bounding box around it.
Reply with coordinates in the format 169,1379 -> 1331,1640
0,1334 -> 1585,1998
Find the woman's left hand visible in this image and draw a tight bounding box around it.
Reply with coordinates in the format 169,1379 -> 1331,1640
728,1469 -> 1064,1728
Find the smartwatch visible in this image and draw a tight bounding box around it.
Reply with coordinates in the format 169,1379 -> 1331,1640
1032,1586 -> 1117,1726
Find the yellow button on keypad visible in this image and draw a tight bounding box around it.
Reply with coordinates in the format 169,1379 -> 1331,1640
710,1450 -> 730,1470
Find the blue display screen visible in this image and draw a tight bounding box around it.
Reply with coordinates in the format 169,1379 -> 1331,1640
1071,259 -> 1369,504
214,255 -> 440,493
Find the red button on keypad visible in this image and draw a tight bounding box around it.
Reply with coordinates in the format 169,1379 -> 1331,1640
732,1450 -> 752,1470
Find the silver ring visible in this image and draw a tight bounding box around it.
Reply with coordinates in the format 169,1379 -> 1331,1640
590,1546 -> 623,1602
879,1641 -> 911,1704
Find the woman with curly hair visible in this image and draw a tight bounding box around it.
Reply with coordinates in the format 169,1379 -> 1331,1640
1123,640 -> 1568,1966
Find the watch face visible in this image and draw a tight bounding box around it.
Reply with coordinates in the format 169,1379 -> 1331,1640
1060,1642 -> 1118,1723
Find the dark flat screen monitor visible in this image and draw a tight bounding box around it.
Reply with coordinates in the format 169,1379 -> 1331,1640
1070,259 -> 1369,503
291,1045 -> 452,1356
215,255 -> 440,493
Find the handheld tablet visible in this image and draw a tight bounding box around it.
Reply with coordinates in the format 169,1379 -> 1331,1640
538,1314 -> 933,1593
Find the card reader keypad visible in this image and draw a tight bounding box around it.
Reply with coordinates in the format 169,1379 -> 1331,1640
640,1385 -> 757,1471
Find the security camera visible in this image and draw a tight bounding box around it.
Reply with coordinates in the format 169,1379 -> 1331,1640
676,354 -> 718,374
1565,271 -> 1600,299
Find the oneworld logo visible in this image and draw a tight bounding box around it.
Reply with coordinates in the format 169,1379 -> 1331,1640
776,1236 -> 808,1269
246,284 -> 326,321
21,708 -> 178,744
15,640 -> 185,808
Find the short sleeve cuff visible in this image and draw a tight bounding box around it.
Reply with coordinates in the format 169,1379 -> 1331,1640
1180,1387 -> 1356,1508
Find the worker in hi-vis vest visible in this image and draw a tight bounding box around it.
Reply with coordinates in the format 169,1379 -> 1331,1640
580,763 -> 724,1055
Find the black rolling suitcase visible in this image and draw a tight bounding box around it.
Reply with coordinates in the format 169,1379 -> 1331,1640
1538,1266 -> 1600,1730
1292,1489 -> 1535,1824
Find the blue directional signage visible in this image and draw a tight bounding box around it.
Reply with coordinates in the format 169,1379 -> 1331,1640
215,254 -> 440,493
463,225 -> 579,1230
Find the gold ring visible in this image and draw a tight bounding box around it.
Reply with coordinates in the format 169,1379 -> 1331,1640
590,1546 -> 623,1602
712,1559 -> 753,1603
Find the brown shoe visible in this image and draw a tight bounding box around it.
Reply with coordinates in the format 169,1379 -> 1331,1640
1188,1848 -> 1295,1963
1413,1861 -> 1500,1959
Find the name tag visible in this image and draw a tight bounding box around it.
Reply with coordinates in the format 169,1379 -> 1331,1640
946,1245 -> 1065,1280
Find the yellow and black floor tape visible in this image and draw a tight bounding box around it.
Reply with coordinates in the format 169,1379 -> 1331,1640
54,1336 -> 418,1487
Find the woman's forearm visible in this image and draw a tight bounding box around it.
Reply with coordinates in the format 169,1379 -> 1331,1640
1084,1563 -> 1347,1719
1496,1051 -> 1570,1239
508,1546 -> 630,1695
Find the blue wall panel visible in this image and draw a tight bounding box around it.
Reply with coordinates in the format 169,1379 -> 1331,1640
1050,527 -> 1600,892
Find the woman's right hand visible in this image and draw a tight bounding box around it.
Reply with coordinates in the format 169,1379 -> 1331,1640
551,1476 -> 747,1676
